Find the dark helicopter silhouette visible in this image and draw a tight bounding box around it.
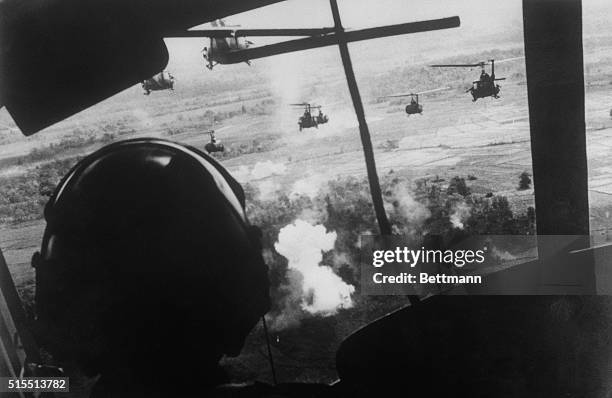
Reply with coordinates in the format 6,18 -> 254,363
292,103 -> 329,131
203,117 -> 225,153
431,57 -> 523,101
204,130 -> 224,153
141,71 -> 175,95
201,20 -> 254,70
378,87 -> 449,115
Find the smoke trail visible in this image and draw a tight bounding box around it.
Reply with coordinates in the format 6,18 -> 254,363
266,53 -> 307,129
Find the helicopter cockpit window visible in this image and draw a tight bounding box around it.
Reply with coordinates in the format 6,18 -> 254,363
0,0 -> 536,387
583,0 -> 612,243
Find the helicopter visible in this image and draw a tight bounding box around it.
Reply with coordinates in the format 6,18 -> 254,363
203,115 -> 225,153
292,103 -> 329,131
378,87 -> 449,115
431,57 -> 523,101
174,19 -> 337,70
204,129 -> 225,153
201,20 -> 254,70
141,71 -> 175,95
175,17 -> 476,72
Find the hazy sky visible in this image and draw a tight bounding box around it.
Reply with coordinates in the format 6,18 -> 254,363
186,0 -> 611,36
164,0 -> 612,83
166,0 -> 524,75
224,0 -> 521,30
221,0 -> 612,37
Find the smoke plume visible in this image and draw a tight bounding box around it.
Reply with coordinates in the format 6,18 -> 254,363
450,201 -> 471,229
274,220 -> 354,326
232,160 -> 287,183
384,183 -> 430,235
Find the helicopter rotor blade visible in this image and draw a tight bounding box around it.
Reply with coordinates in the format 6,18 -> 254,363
235,28 -> 336,36
308,100 -> 343,108
430,56 -> 523,68
169,27 -> 336,38
215,124 -> 233,132
415,86 -> 450,95
494,56 -> 525,64
379,86 -> 449,98
472,78 -> 505,84
220,17 -> 460,64
169,29 -> 237,38
430,62 -> 485,68
431,56 -> 523,68
378,92 -> 416,98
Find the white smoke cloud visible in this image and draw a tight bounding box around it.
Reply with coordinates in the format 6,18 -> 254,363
290,174 -> 330,198
384,183 -> 430,235
450,201 -> 471,229
331,251 -> 351,269
275,220 -> 354,316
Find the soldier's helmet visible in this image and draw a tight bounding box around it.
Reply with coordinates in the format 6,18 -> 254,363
32,138 -> 270,390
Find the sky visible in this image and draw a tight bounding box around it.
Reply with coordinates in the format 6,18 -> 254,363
165,0 -> 612,62
164,0 -> 525,77
160,0 -> 612,95
207,0 -> 522,31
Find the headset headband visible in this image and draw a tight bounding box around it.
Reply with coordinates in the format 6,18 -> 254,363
49,138 -> 247,224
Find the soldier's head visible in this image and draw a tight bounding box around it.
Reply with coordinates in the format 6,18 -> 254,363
32,139 -> 270,389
